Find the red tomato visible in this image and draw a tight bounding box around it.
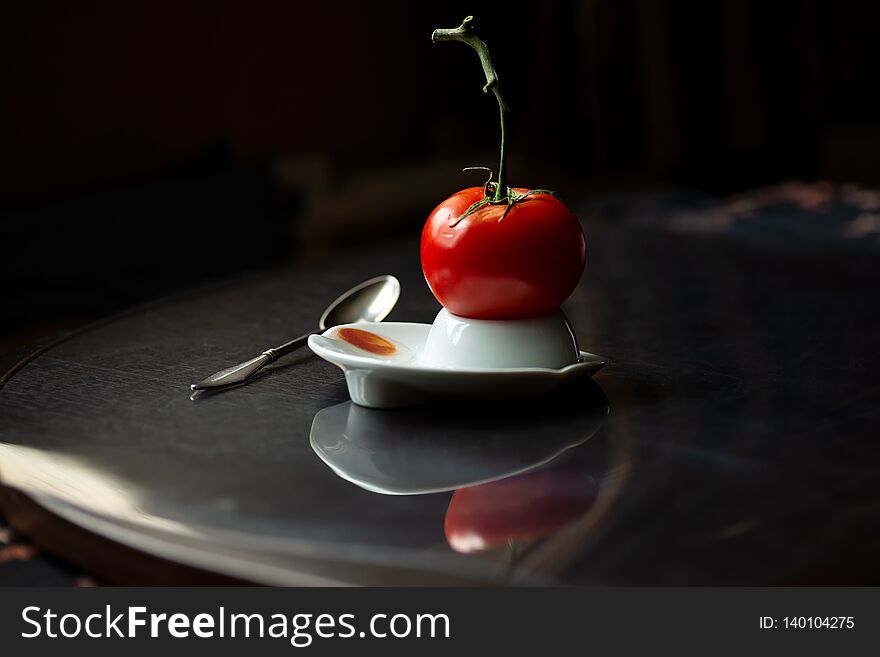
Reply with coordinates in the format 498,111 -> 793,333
421,187 -> 586,319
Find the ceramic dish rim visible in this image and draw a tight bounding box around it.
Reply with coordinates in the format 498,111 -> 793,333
307,322 -> 606,376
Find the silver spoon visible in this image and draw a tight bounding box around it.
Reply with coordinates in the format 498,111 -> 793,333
190,274 -> 400,391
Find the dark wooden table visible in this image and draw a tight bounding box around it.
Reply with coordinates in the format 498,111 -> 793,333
1,192 -> 879,585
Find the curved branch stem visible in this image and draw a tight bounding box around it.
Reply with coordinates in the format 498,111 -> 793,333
492,87 -> 507,202
432,16 -> 509,201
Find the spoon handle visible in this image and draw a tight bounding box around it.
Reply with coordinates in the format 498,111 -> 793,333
271,330 -> 319,359
190,331 -> 317,391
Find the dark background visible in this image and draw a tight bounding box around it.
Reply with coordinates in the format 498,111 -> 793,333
2,0 -> 879,345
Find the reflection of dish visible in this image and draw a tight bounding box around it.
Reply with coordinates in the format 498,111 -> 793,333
307,322 -> 605,408
309,380 -> 609,495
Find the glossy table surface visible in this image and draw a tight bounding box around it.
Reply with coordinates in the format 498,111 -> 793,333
1,206 -> 879,585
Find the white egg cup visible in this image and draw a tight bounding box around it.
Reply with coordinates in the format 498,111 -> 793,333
419,308 -> 580,370
308,309 -> 605,408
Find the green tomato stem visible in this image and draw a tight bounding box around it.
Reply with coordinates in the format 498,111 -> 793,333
432,16 -> 509,202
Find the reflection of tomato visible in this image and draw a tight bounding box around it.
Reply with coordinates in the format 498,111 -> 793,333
444,464 -> 598,554
421,187 -> 586,319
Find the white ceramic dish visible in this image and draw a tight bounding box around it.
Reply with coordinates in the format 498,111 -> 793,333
307,321 -> 605,408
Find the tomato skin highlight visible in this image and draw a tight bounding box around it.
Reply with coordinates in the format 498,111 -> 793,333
420,187 -> 586,319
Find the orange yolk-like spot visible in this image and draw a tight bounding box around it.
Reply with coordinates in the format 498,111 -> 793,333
337,328 -> 396,356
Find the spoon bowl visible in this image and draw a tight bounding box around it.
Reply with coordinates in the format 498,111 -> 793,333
320,275 -> 400,330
